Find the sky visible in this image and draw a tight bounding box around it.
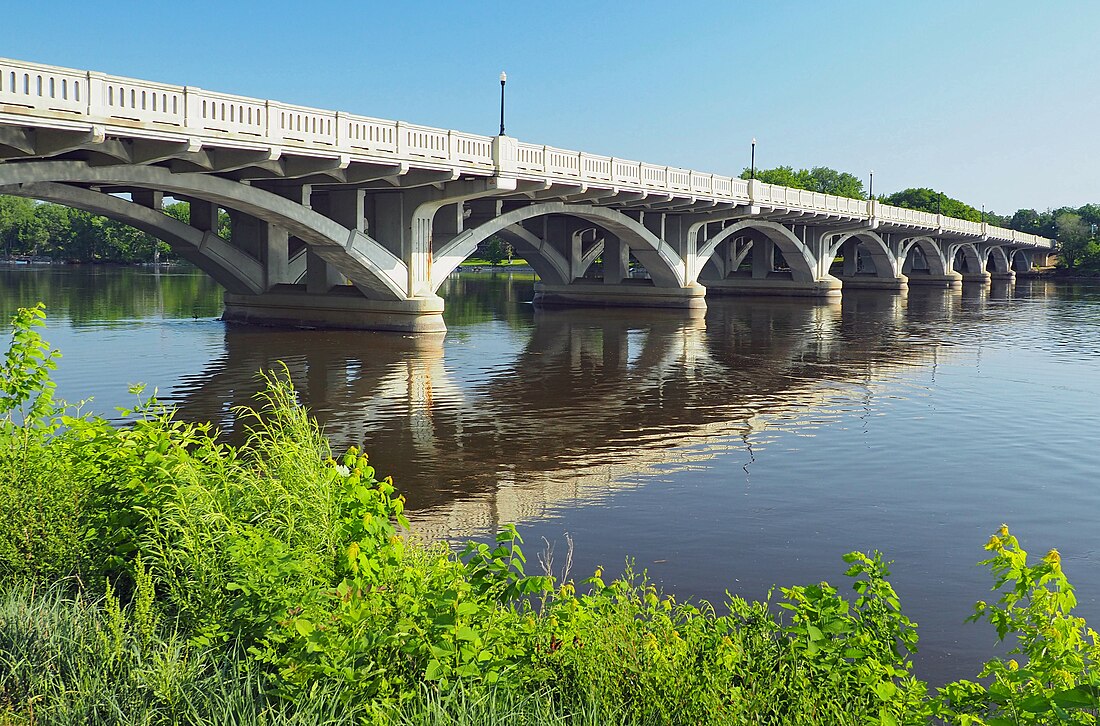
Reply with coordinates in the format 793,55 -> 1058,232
6,0 -> 1098,213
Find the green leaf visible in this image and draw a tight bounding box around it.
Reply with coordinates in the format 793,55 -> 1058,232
806,624 -> 824,641
425,659 -> 443,681
1018,694 -> 1052,713
455,625 -> 479,642
874,681 -> 897,701
293,619 -> 314,637
1051,685 -> 1100,709
878,708 -> 898,726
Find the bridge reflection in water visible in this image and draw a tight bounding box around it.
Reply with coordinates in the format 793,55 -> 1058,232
166,281 -> 1020,542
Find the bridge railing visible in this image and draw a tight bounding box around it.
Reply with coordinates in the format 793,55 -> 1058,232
0,57 -> 1053,249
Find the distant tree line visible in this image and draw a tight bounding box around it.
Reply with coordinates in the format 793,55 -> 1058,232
0,197 -> 230,264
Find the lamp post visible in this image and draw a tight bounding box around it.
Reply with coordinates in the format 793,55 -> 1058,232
498,71 -> 507,136
868,170 -> 874,200
982,204 -> 985,223
750,137 -> 756,180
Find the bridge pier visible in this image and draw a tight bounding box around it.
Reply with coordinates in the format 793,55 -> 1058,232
223,287 -> 447,333
834,274 -> 908,291
702,275 -> 843,297
533,281 -> 707,309
904,272 -> 964,288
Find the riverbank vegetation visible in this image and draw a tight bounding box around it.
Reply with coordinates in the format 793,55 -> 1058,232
0,196 -> 230,264
3,306 -> 1100,723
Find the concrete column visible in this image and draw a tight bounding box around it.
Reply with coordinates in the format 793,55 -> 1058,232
306,189 -> 350,293
842,238 -> 858,277
752,238 -> 774,279
603,235 -> 630,284
433,202 -> 463,248
804,226 -> 832,279
230,212 -> 290,289
370,193 -> 405,259
131,190 -> 163,210
190,199 -> 219,233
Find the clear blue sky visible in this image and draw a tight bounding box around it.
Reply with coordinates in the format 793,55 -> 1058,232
7,0 -> 1097,213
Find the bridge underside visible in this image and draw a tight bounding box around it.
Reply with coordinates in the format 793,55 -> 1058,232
0,128 -> 1043,333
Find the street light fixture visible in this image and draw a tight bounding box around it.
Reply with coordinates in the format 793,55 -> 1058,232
498,71 -> 507,136
869,170 -> 874,200
750,137 -> 756,180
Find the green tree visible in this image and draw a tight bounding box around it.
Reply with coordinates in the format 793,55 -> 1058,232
1054,211 -> 1095,269
882,188 -> 983,222
739,165 -> 867,200
484,236 -> 509,266
740,165 -> 800,188
0,197 -> 47,257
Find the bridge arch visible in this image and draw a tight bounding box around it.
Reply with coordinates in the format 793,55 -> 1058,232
430,202 -> 687,293
1010,248 -> 1033,272
494,224 -> 571,285
986,245 -> 1011,274
0,181 -> 265,294
0,160 -> 409,300
899,236 -> 949,276
951,242 -> 985,274
694,219 -> 818,283
827,230 -> 899,278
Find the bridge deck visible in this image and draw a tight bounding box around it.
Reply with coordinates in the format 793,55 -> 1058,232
0,57 -> 1051,249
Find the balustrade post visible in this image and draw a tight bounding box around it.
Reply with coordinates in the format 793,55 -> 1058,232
86,71 -> 107,118
183,87 -> 202,129
492,134 -> 518,174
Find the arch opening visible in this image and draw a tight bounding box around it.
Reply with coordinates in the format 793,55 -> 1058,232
430,202 -> 687,294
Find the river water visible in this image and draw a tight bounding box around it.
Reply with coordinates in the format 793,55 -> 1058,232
2,264 -> 1099,684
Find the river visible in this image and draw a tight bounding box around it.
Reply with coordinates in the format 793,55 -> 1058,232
2,264 -> 1098,684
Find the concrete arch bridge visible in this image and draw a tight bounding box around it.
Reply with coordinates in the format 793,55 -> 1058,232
0,57 -> 1053,331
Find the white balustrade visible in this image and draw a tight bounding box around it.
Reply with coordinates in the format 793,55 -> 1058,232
269,101 -> 337,146
515,143 -> 546,173
398,122 -> 448,160
612,158 -> 641,186
449,131 -> 493,166
340,112 -> 398,155
581,153 -> 612,182
187,89 -> 265,136
668,167 -> 691,191
0,56 -> 1052,249
641,163 -> 667,190
546,147 -> 581,177
0,60 -> 86,115
90,72 -> 184,126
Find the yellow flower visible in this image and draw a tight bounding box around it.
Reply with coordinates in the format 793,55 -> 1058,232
1044,549 -> 1062,566
1008,659 -> 1019,671
986,535 -> 1003,552
998,524 -> 1009,537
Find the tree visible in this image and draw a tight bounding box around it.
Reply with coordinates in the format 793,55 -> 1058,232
483,236 -> 511,266
881,188 -> 982,222
0,196 -> 46,257
739,165 -> 867,200
1054,212 -> 1094,269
